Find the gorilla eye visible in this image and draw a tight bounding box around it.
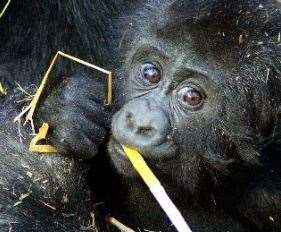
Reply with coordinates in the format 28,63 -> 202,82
177,86 -> 204,108
140,63 -> 161,84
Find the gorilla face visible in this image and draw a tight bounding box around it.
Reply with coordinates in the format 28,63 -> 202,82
111,44 -> 218,159
108,0 -> 279,189
110,42 -> 236,179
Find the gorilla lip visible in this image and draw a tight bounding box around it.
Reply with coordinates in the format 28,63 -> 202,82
113,138 -> 178,161
111,138 -> 128,160
115,143 -> 127,157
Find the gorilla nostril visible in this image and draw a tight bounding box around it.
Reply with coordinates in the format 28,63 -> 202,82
125,112 -> 135,130
126,112 -> 133,120
137,126 -> 155,136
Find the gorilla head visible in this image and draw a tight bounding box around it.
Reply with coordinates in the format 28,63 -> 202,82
107,0 -> 281,231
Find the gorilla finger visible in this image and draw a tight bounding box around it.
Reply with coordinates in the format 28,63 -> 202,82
82,107 -> 112,128
49,125 -> 99,159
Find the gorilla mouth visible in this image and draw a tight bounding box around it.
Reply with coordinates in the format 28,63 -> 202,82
109,135 -> 178,161
109,138 -> 129,161
114,142 -> 127,159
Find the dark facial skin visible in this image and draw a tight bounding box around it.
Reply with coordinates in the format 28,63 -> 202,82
112,44 -> 221,157
107,1 -> 281,231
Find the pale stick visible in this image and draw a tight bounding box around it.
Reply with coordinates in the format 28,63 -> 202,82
14,51 -> 112,133
122,145 -> 192,232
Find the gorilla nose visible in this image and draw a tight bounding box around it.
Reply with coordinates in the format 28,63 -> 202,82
112,99 -> 170,148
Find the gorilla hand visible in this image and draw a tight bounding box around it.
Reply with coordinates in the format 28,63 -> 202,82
36,73 -> 112,159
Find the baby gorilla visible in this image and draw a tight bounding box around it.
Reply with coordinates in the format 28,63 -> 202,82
106,0 -> 281,231
2,0 -> 281,231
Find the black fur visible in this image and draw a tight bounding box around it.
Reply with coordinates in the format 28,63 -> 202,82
0,98 -> 98,231
0,0 -> 138,231
0,0 -> 139,88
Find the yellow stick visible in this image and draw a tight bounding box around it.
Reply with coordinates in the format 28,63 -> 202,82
57,51 -> 113,105
29,123 -> 57,153
14,51 -> 113,134
0,82 -> 7,95
122,145 -> 192,232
